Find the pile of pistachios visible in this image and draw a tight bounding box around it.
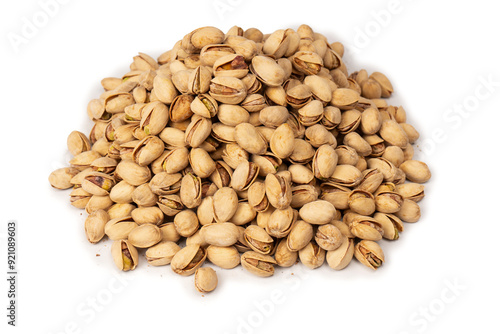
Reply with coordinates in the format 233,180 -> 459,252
49,25 -> 431,292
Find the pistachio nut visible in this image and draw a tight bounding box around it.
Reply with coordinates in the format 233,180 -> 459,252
173,209 -> 199,237
200,222 -> 240,247
360,107 -> 382,135
369,72 -> 393,97
149,172 -> 182,196
250,55 -> 286,87
209,76 -> 247,105
234,123 -> 268,155
231,202 -> 257,226
286,220 -> 313,252
67,131 -> 91,156
248,181 -> 270,212
291,184 -> 318,208
128,224 -> 162,248
104,216 -> 138,240
382,146 -> 405,168
396,183 -> 425,202
230,161 -> 259,191
312,144 -> 338,180
194,267 -> 218,293
275,239 -> 298,267
259,106 -> 290,128
191,93 -> 219,118
399,160 -> 431,183
320,182 -> 350,210
69,188 -> 92,209
395,199 -> 421,223
379,120 -> 409,148
185,115 -> 212,148
206,245 -> 240,269
180,173 -> 202,208
171,244 -> 207,276
159,222 -> 181,243
266,206 -> 297,238
240,251 -> 276,277
348,189 -> 376,215
214,54 -> 249,78
356,168 -> 384,193
299,200 -> 336,225
374,212 -> 404,240
213,187 -> 239,223
131,206 -> 164,225
111,240 -> 139,271
84,209 -> 109,243
354,240 -> 385,270
298,241 -> 325,269
315,224 -> 345,251
145,241 -> 181,266
326,237 -> 354,270
115,160 -> 151,186
347,214 -> 384,241
244,225 -> 274,255
337,109 -> 362,134
49,167 -> 80,190
265,173 -> 292,210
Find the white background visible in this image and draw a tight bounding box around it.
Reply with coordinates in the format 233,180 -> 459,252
1,0 -> 499,333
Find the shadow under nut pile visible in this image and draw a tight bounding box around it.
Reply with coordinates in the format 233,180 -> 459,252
49,25 -> 431,293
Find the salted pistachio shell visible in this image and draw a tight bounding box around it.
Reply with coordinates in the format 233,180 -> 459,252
304,75 -> 333,103
105,216 -> 138,240
241,94 -> 267,112
332,88 -> 360,110
49,167 -> 80,189
248,181 -> 269,212
90,157 -> 118,174
190,26 -> 225,49
211,123 -> 236,143
259,106 -> 290,128
288,164 -> 314,184
159,222 -> 181,242
171,244 -> 207,276
86,195 -> 114,214
208,161 -> 232,189
191,94 -> 218,118
214,54 -> 249,78
266,206 -> 297,238
354,240 -> 385,270
369,72 -> 393,97
275,239 -> 298,267
361,79 -> 382,99
289,139 -> 315,164
337,109 -> 361,134
189,148 -> 216,179
286,220 -> 313,252
131,184 -> 157,207
320,183 -> 350,210
400,160 -> 431,183
326,237 -> 354,270
115,160 -> 151,186
131,136 -> 164,166
185,115 -> 212,148
81,172 -> 115,196
263,29 -> 290,58
84,210 -> 109,243
379,120 -> 409,148
103,92 -> 134,113
234,123 -> 268,155
209,76 -> 247,105
347,215 -> 384,241
312,144 -> 338,180
230,161 -> 259,191
270,124 -> 295,159
187,66 -> 212,95
250,55 -> 286,87
347,189 -> 376,215
231,202 -> 257,226
200,44 -> 236,67
367,158 -> 397,182
395,199 -> 421,223
180,173 -> 202,209
382,146 -> 405,167
292,51 -> 323,75
251,153 -> 281,177
69,151 -> 102,169
111,240 -> 139,271
195,267 -> 218,293
299,241 -> 325,269
299,200 -> 336,225
222,143 -> 249,169
206,245 -> 240,269
107,203 -> 136,220
297,100 -> 323,126
128,224 -> 162,248
244,225 -> 274,255
375,190 -> 404,213
69,188 -> 91,209
360,107 -> 382,135
217,104 -> 250,126
315,224 -> 345,251
344,132 -> 372,156
286,84 -> 312,109
173,209 -> 199,237
140,101 -> 169,136
149,172 -> 182,196
356,169 -> 384,194
265,173 -> 292,210
305,124 -> 336,148
322,106 -> 341,130
131,206 -> 164,225
374,212 -> 404,240
291,184 -> 318,208
241,251 -> 277,277
213,187 -> 239,223
67,131 -> 91,156
201,222 -> 240,247
396,183 -> 425,202
145,241 -> 181,266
